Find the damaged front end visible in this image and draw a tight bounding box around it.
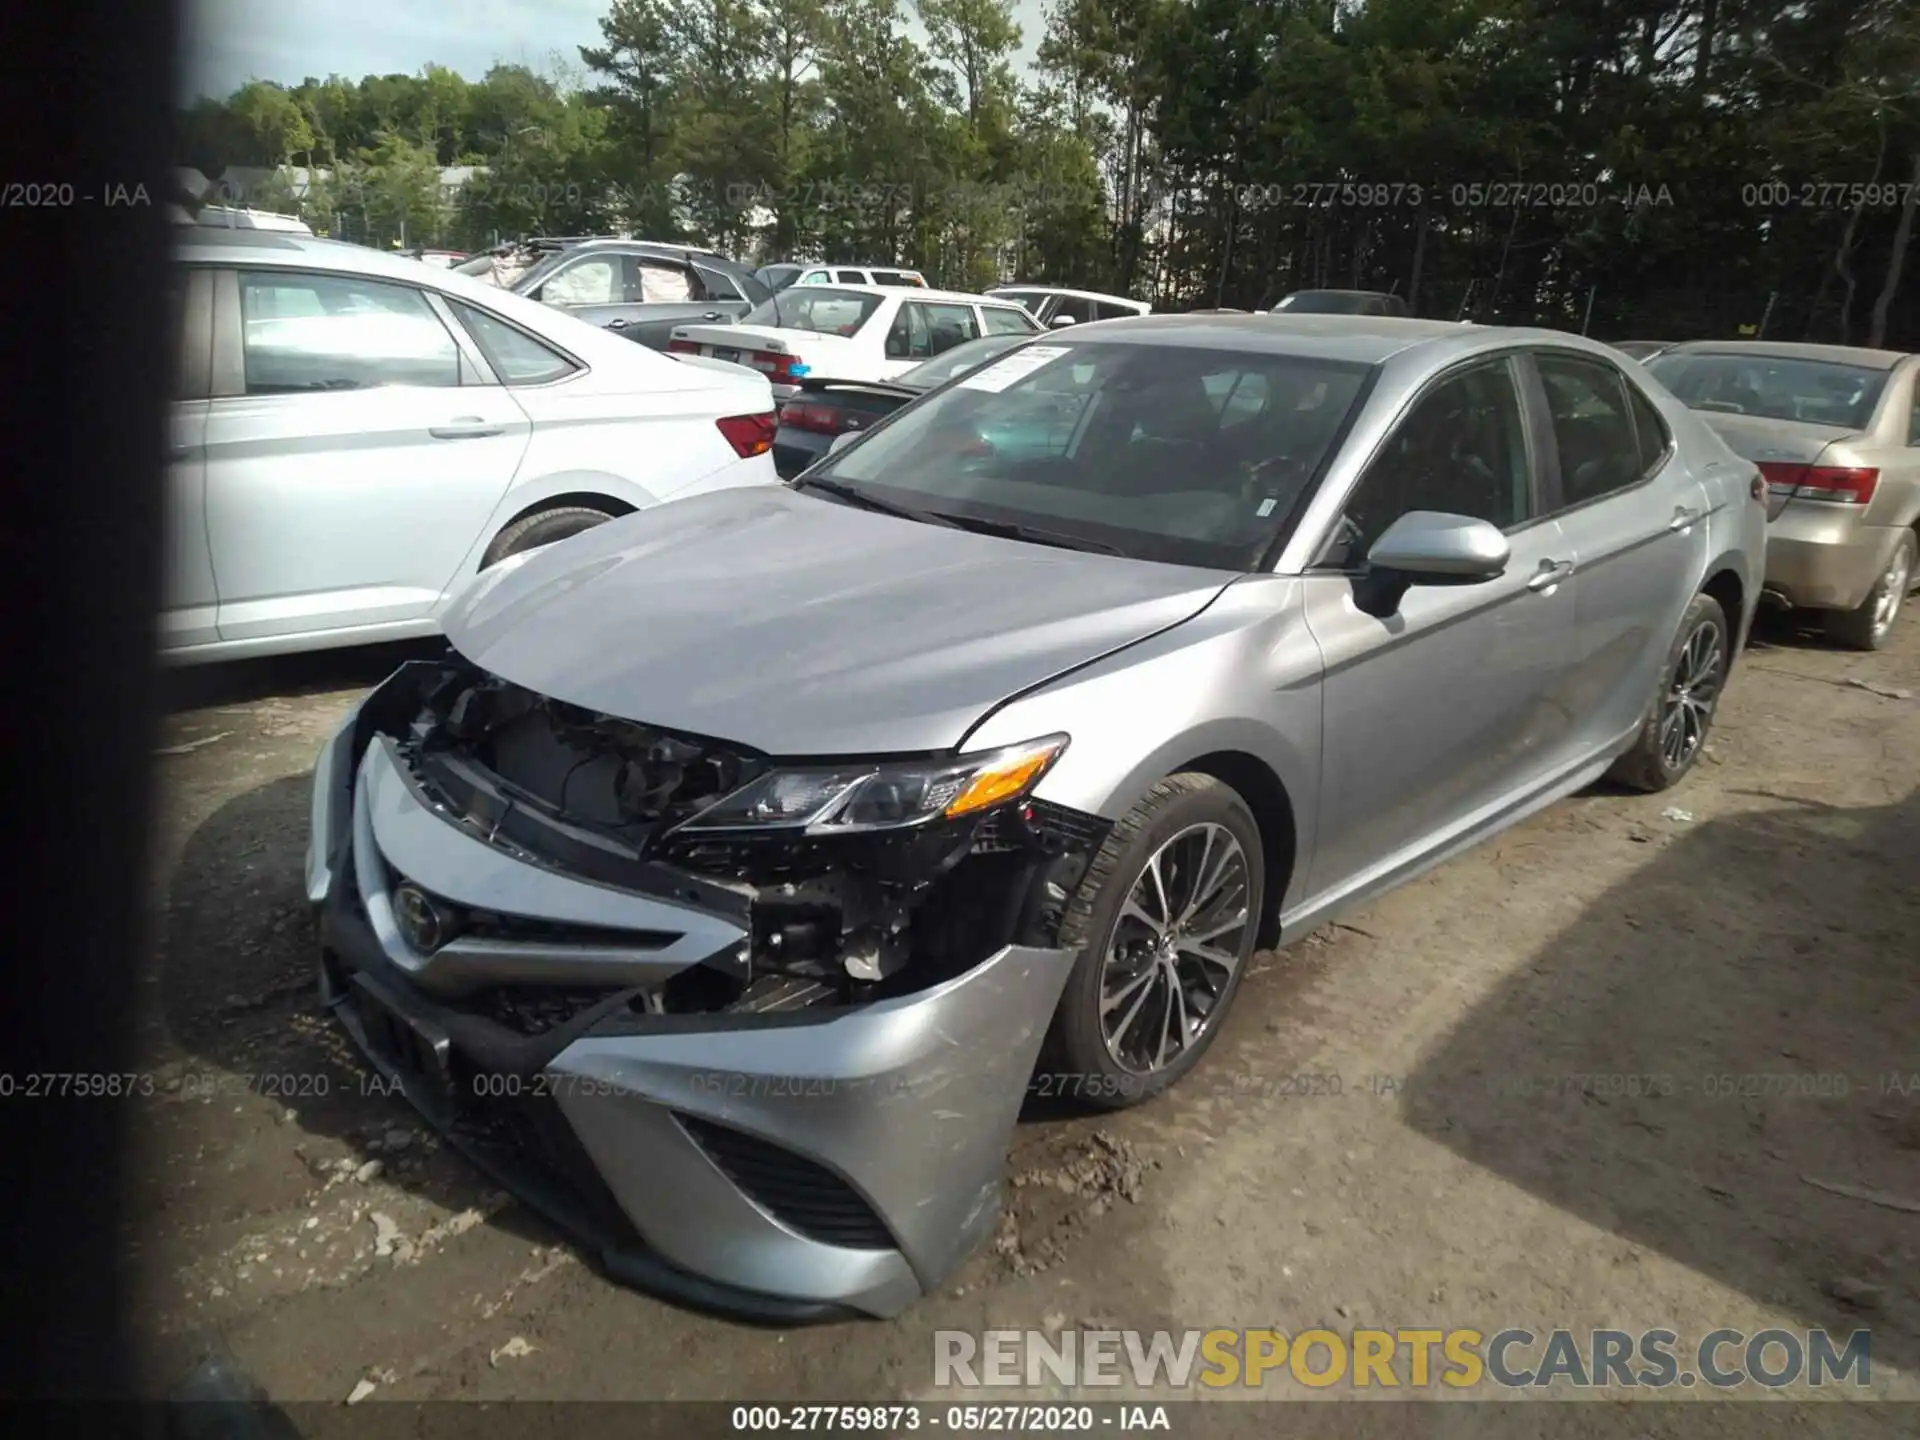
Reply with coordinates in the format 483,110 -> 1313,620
307,655 -> 1106,1319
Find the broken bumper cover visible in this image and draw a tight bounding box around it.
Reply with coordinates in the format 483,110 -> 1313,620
308,666 -> 1077,1321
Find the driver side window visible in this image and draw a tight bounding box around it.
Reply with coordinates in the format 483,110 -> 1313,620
1322,360 -> 1533,568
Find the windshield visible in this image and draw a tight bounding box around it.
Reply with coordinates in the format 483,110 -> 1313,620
1647,352 -> 1889,429
800,340 -> 1373,569
742,286 -> 883,335
896,333 -> 1030,388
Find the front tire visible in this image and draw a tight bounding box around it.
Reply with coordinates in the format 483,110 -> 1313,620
480,504 -> 620,569
1825,529 -> 1915,651
1607,591 -> 1730,793
1044,774 -> 1265,1111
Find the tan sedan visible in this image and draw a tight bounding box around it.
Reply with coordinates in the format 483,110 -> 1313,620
1648,341 -> 1919,648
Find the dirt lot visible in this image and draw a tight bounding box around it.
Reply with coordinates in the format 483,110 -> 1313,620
131,612 -> 1917,1425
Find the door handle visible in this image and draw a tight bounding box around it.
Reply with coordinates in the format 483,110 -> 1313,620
1526,558 -> 1575,592
1668,505 -> 1703,532
429,419 -> 504,439
606,318 -> 629,329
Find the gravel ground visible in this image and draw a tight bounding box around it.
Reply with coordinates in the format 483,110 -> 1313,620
130,612 -> 1918,1427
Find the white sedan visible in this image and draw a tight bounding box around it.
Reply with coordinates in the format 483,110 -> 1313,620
166,229 -> 781,663
666,284 -> 1042,397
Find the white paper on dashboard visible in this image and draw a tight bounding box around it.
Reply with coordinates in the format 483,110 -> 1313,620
957,344 -> 1075,392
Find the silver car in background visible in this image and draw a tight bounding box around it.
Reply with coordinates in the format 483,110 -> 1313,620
307,315 -> 1764,1319
1648,341 -> 1919,648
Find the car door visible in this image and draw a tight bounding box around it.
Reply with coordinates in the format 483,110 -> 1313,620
202,266 -> 533,642
164,266 -> 219,650
1300,354 -> 1580,905
1523,349 -> 1710,755
575,254 -> 732,351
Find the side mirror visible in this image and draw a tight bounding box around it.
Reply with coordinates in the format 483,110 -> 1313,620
828,431 -> 860,455
1355,511 -> 1509,617
1049,315 -> 1078,328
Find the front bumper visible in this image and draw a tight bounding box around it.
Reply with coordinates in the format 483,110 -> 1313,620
1764,508 -> 1904,612
307,665 -> 1078,1320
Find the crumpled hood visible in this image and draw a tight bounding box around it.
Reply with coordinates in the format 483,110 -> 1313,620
443,486 -> 1237,756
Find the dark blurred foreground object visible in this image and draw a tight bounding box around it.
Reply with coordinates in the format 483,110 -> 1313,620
0,0 -> 174,1404
168,1359 -> 303,1440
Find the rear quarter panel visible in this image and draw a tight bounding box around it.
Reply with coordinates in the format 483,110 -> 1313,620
427,369 -> 778,615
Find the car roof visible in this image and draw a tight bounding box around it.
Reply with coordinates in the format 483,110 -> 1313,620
1655,339 -> 1911,369
175,228 -> 437,279
992,285 -> 1144,306
1284,289 -> 1398,299
558,237 -> 749,270
1059,313 -> 1608,365
790,282 -> 1025,307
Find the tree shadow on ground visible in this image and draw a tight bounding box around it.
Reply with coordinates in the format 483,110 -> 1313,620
1404,786 -> 1920,1376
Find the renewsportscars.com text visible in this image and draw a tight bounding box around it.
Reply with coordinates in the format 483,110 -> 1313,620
933,1326 -> 1872,1390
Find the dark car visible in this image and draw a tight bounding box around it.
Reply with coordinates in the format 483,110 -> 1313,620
756,263 -> 806,293
772,331 -> 1032,479
1272,289 -> 1411,318
502,239 -> 773,350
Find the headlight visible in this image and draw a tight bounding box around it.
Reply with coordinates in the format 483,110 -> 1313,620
673,734 -> 1069,835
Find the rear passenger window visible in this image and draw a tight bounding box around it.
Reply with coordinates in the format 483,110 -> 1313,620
834,270 -> 866,283
1626,384 -> 1671,474
1535,354 -> 1646,506
633,258 -> 693,302
693,265 -> 742,302
450,301 -> 577,386
921,303 -> 980,354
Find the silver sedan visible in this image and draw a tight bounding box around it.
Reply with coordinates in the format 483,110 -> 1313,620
308,314 -> 1765,1319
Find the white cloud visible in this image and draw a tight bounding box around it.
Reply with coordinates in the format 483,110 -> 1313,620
182,0 -> 1051,100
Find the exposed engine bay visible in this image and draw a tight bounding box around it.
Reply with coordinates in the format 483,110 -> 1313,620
387,659 -> 1109,1020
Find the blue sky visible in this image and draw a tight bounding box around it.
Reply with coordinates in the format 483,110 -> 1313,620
183,0 -> 1050,100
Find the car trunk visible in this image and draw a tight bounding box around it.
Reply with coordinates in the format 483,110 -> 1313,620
1693,412 -> 1866,521
771,381 -> 922,478
666,324 -> 856,385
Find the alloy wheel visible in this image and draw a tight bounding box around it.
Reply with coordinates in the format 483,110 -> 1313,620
1659,619 -> 1725,771
1098,822 -> 1254,1075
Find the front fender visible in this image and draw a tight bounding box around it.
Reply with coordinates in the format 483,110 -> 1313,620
962,577 -> 1324,910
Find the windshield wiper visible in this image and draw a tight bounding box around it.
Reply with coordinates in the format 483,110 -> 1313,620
794,477 -> 955,525
923,512 -> 1123,555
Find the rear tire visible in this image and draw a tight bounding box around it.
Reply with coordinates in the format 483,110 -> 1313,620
1608,591 -> 1730,793
1042,774 -> 1265,1112
480,504 -> 620,569
1825,529 -> 1915,652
